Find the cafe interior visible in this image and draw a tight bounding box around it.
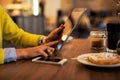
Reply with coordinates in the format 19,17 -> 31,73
0,0 -> 119,34
1,0 -> 120,80
1,0 -> 120,47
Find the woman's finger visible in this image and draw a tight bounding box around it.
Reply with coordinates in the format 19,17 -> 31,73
45,40 -> 59,46
56,24 -> 65,32
40,50 -> 48,57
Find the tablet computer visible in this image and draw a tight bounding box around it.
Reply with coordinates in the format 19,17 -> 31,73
32,8 -> 87,65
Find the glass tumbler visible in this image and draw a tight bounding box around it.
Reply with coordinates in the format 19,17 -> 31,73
90,31 -> 106,49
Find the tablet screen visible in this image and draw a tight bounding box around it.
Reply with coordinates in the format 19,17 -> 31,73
54,8 -> 87,56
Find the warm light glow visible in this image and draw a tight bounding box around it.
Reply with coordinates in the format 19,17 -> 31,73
62,35 -> 68,41
33,0 -> 39,16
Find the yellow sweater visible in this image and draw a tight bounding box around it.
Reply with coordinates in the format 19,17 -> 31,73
0,6 -> 42,64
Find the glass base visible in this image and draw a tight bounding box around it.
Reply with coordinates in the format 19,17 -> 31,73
107,48 -> 117,53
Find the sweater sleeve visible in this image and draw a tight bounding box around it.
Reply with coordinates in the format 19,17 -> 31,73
1,6 -> 44,47
0,48 -> 4,64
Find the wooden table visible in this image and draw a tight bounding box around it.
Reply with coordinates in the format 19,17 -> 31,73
0,38 -> 120,80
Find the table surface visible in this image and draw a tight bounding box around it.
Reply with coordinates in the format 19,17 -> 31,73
1,38 -> 120,80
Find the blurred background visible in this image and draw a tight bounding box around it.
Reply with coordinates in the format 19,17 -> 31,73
1,0 -> 120,48
0,0 -> 120,45
0,0 -> 119,35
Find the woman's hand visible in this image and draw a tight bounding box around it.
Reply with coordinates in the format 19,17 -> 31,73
45,24 -> 65,42
16,40 -> 59,60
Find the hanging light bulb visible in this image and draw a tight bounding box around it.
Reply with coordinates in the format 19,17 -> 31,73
33,0 -> 39,16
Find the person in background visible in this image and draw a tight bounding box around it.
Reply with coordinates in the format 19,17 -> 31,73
0,5 -> 65,64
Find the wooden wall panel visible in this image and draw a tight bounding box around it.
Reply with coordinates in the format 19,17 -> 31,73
0,0 -> 13,6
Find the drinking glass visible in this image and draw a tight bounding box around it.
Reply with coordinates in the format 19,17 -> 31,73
90,31 -> 106,49
106,23 -> 120,52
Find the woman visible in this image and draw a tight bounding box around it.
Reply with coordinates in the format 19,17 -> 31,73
0,5 -> 64,64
